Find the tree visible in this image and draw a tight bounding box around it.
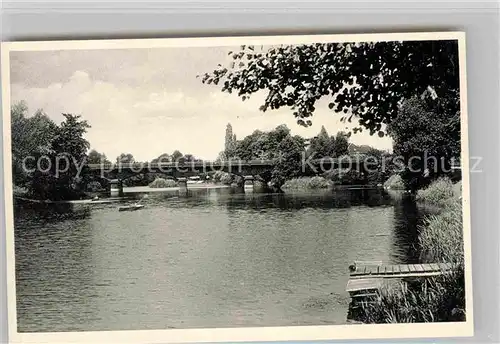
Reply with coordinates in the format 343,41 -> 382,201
334,132 -> 349,157
387,96 -> 460,191
11,102 -> 57,186
307,126 -> 336,159
30,113 -> 91,200
183,154 -> 195,162
233,125 -> 292,162
224,123 -> 237,159
271,134 -> 306,187
216,151 -> 226,162
116,153 -> 135,164
151,153 -> 172,165
87,149 -> 109,165
171,150 -> 183,162
200,41 -> 459,136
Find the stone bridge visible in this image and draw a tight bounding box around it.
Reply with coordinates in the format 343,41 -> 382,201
86,158 -> 366,196
85,158 -> 462,197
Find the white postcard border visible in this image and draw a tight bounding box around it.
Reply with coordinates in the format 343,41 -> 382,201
1,31 -> 473,343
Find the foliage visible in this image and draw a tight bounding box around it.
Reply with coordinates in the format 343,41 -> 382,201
270,134 -> 305,187
11,102 -> 58,186
86,181 -> 104,192
282,176 -> 332,190
224,123 -> 237,159
324,168 -> 365,185
200,40 -> 459,135
334,132 -> 350,158
33,114 -> 90,200
11,102 -> 92,200
183,154 -> 195,162
307,126 -> 335,158
213,171 -> 234,185
383,174 -> 405,190
151,153 -> 172,164
171,150 -> 183,162
87,149 -> 110,165
387,97 -> 460,191
415,177 -> 455,207
220,172 -> 234,185
149,178 -> 177,188
116,153 -> 135,164
362,147 -> 393,185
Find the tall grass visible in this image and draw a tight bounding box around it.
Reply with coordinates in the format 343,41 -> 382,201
419,199 -> 464,264
416,177 -> 455,206
359,178 -> 465,324
361,269 -> 465,323
282,176 -> 332,190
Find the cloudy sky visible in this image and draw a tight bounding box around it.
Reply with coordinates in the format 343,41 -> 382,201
10,46 -> 393,162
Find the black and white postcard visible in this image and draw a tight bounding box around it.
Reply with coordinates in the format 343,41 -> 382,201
1,32 -> 473,343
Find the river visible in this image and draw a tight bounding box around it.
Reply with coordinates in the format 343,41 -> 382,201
14,187 -> 424,332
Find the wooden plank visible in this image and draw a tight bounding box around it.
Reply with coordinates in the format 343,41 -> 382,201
429,263 -> 440,271
348,262 -> 454,279
346,278 -> 383,293
423,264 -> 436,272
400,265 -> 410,273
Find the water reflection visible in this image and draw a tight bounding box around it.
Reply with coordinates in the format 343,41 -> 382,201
14,188 -> 424,332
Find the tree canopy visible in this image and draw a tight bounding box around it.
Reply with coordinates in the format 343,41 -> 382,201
11,104 -> 92,200
387,96 -> 460,191
200,40 -> 460,136
87,149 -> 110,165
116,153 -> 135,164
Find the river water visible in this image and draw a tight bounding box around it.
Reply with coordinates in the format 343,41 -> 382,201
14,187 -> 423,332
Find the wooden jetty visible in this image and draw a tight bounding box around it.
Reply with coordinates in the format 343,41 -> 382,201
346,261 -> 455,310
349,262 -> 454,280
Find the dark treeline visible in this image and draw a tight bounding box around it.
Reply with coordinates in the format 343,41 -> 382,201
11,98 -> 458,200
12,41 -> 461,200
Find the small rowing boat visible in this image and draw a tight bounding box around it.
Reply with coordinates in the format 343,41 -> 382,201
118,204 -> 144,212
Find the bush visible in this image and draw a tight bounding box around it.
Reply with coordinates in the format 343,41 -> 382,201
13,185 -> 29,197
86,181 -> 103,192
148,178 -> 177,188
212,171 -> 234,185
324,168 -> 365,185
383,174 -> 405,190
416,177 -> 454,206
220,173 -> 234,185
282,176 -> 332,190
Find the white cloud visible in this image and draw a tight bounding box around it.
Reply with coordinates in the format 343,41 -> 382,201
11,68 -> 393,162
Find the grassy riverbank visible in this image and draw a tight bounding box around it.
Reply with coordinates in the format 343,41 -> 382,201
360,177 -> 465,323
